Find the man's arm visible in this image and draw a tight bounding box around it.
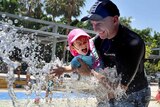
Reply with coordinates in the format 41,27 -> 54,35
120,38 -> 145,88
76,58 -> 92,76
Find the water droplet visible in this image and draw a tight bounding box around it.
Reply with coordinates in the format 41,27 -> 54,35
24,17 -> 29,19
14,19 -> 18,24
0,26 -> 2,31
2,14 -> 6,18
8,20 -> 13,25
20,26 -> 24,28
19,14 -> 22,17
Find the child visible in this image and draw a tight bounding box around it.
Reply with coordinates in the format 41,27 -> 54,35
52,28 -> 104,76
34,97 -> 40,104
155,78 -> 160,103
68,28 -> 104,71
155,89 -> 160,103
45,75 -> 55,103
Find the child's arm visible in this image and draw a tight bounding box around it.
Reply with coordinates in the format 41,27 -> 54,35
51,65 -> 74,77
51,55 -> 93,77
63,65 -> 74,72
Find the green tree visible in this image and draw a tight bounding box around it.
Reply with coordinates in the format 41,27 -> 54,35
45,0 -> 85,25
120,16 -> 132,29
18,0 -> 43,18
0,0 -> 19,14
153,31 -> 160,48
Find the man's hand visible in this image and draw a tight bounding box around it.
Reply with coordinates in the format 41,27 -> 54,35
76,58 -> 91,76
91,70 -> 105,81
121,84 -> 128,91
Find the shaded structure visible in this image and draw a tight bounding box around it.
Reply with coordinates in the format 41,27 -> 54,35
0,12 -> 96,63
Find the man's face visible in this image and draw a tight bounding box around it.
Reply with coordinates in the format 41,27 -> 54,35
91,16 -> 117,39
72,36 -> 90,55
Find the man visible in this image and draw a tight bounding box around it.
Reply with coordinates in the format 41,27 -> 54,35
80,0 -> 151,106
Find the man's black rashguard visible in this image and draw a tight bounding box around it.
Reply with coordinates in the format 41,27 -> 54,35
94,24 -> 148,94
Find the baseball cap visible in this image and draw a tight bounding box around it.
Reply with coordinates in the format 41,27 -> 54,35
67,28 -> 91,56
81,0 -> 120,21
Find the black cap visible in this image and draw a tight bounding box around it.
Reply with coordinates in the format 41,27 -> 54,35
81,0 -> 120,21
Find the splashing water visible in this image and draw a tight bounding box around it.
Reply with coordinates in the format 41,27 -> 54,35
91,67 -> 127,106
0,21 -> 58,107
0,19 -> 126,107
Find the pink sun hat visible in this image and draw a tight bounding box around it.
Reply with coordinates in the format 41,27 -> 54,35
67,28 -> 91,56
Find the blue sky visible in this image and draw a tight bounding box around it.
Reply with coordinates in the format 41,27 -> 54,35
78,0 -> 160,33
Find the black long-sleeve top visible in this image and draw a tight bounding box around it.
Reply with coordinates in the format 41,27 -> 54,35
94,24 -> 148,93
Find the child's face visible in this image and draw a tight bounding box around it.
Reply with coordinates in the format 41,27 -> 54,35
72,36 -> 90,55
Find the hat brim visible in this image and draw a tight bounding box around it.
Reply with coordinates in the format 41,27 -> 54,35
81,14 -> 104,21
70,34 -> 91,43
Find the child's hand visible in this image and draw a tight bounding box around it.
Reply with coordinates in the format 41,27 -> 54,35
50,66 -> 64,78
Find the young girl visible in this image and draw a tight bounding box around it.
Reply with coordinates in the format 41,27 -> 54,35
68,28 -> 104,71
51,28 -> 104,77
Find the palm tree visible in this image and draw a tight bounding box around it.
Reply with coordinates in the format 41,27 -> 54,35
18,0 -> 43,18
18,0 -> 44,29
45,0 -> 86,25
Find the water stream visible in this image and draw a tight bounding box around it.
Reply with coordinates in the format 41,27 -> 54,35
0,15 -> 126,107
